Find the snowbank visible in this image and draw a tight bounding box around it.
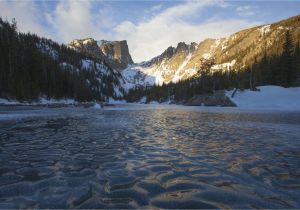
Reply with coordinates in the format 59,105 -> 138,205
226,86 -> 300,110
108,98 -> 127,104
0,98 -> 20,105
0,97 -> 75,105
92,103 -> 102,109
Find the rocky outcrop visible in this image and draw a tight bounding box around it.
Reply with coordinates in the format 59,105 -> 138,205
98,40 -> 133,71
68,38 -> 133,71
185,90 -> 236,107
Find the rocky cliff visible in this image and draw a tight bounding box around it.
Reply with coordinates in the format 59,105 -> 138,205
68,38 -> 133,71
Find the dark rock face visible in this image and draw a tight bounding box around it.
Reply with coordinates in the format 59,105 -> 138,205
99,40 -> 134,71
175,42 -> 189,53
185,90 -> 236,107
68,38 -> 133,71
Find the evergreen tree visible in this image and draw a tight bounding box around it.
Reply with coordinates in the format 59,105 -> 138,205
281,30 -> 294,86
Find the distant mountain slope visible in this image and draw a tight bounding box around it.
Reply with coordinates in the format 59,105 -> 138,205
0,18 -> 124,102
122,15 -> 300,87
68,38 -> 133,71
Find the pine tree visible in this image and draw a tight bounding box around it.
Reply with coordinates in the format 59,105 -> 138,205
281,30 -> 294,86
294,41 -> 300,80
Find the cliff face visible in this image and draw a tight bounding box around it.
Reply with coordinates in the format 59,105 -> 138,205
68,38 -> 133,71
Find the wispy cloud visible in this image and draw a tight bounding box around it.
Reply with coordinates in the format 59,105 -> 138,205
236,6 -> 258,17
114,1 -> 260,62
0,0 -> 51,38
0,0 -> 263,62
45,0 -> 106,41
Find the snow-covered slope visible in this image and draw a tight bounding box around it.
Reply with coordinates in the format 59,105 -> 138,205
226,86 -> 300,110
121,42 -> 198,89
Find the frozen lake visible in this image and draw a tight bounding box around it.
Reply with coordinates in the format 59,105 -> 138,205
0,105 -> 300,208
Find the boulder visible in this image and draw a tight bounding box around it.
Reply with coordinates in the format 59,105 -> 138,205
185,90 -> 236,107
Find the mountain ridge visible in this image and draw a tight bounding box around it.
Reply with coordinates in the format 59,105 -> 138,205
119,14 -> 300,88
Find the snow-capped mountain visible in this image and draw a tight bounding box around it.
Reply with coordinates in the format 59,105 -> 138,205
121,42 -> 198,87
121,15 -> 300,89
68,38 -> 133,71
67,15 -> 300,92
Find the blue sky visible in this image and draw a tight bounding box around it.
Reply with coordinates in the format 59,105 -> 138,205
1,0 -> 300,62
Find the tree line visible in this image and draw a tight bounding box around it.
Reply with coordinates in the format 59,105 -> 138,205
0,18 -> 122,102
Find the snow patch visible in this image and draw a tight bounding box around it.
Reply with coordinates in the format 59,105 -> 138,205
259,25 -> 271,36
36,42 -> 58,60
202,53 -> 211,59
108,97 -> 127,104
212,60 -> 236,71
0,97 -> 75,105
60,62 -> 79,72
81,59 -> 94,70
226,86 -> 300,110
97,40 -> 113,46
113,86 -> 124,98
0,98 -> 19,105
139,96 -> 147,104
82,38 -> 94,45
92,103 -> 102,109
172,53 -> 192,83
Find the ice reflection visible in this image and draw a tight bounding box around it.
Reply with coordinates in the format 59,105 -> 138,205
0,106 -> 299,208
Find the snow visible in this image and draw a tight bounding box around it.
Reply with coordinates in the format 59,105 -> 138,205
113,86 -> 124,98
81,59 -> 94,70
97,40 -> 113,46
108,97 -> 127,104
212,60 -> 236,71
122,51 -> 197,89
202,53 -> 211,59
92,103 -> 102,109
139,96 -> 147,104
172,53 -> 192,83
39,98 -> 75,105
60,62 -> 80,73
0,98 -> 19,105
259,25 -> 271,36
226,86 -> 300,111
278,26 -> 284,30
36,42 -> 58,60
0,97 -> 75,105
212,38 -> 221,48
121,64 -> 157,90
82,38 -> 94,45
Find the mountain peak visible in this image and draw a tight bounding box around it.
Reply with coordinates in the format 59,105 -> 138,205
68,38 -> 133,71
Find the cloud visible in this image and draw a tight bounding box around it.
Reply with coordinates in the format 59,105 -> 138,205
236,6 -> 257,17
0,0 -> 51,38
113,1 -> 261,62
0,0 -> 262,63
46,0 -> 106,42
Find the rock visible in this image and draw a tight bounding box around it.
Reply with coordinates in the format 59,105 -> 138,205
68,38 -> 133,71
99,40 -> 134,71
185,90 -> 236,107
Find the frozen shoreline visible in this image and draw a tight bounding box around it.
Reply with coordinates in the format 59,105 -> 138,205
1,86 -> 300,112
